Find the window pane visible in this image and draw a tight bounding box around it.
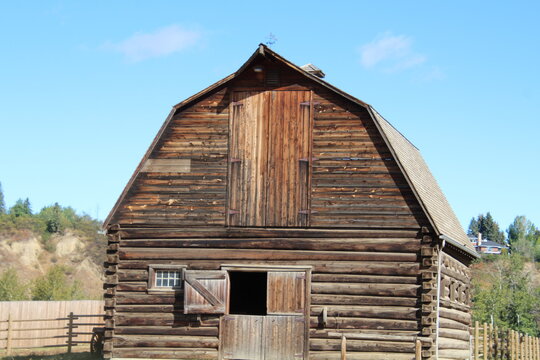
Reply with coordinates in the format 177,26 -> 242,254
155,269 -> 182,288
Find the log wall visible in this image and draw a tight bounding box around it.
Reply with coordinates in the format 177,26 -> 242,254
437,251 -> 472,360
310,91 -> 427,229
103,228 -> 424,360
113,88 -> 230,226
109,59 -> 429,230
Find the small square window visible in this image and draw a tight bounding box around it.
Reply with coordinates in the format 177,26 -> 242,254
148,265 -> 186,293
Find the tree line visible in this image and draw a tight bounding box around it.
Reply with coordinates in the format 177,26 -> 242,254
469,212 -> 540,336
468,212 -> 540,261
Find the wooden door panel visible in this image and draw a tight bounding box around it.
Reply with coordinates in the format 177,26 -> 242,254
263,316 -> 305,360
184,270 -> 228,314
265,91 -> 311,227
228,90 -> 312,227
267,271 -> 305,315
229,91 -> 269,226
220,315 -> 264,360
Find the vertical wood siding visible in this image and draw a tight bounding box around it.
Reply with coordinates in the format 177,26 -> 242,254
0,300 -> 103,349
264,90 -> 311,227
228,91 -> 269,226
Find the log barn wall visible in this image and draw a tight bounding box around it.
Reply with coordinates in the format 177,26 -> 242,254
105,228 -> 424,360
437,251 -> 472,360
104,46 -> 476,360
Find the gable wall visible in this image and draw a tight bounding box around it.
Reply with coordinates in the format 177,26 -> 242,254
109,59 -> 428,230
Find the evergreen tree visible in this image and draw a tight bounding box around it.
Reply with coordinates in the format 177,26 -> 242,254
468,217 -> 479,236
468,212 -> 505,243
9,198 -> 32,217
0,182 -> 5,215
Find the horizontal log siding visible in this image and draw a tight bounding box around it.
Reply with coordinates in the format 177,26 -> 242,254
114,89 -> 229,227
109,229 -> 423,359
310,90 -> 427,229
438,252 -> 472,359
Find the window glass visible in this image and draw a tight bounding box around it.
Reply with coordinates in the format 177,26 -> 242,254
156,270 -> 181,288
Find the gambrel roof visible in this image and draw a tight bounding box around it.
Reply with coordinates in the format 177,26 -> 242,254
105,44 -> 476,257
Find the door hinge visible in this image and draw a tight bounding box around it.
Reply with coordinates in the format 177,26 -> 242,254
299,157 -> 318,162
299,209 -> 318,215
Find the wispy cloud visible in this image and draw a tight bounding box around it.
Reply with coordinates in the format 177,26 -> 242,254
360,32 -> 426,72
105,25 -> 201,62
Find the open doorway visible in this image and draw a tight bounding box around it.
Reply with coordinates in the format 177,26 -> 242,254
228,271 -> 267,315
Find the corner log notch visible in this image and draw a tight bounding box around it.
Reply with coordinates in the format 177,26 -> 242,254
419,227 -> 439,360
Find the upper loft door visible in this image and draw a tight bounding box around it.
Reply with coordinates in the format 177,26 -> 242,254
228,90 -> 312,227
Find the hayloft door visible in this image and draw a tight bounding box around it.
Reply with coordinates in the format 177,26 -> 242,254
228,90 -> 312,227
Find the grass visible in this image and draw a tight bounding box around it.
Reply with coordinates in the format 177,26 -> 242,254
0,351 -> 101,360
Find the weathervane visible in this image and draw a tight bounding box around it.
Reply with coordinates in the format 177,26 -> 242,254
265,33 -> 277,46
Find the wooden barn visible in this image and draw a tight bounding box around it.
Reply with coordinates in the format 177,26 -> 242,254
102,44 -> 478,360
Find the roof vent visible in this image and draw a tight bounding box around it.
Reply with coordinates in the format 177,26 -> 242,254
301,63 -> 325,78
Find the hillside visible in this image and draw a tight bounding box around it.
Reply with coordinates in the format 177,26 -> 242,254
470,254 -> 540,335
0,230 -> 105,299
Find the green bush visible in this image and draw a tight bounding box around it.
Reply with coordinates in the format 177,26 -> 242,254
31,265 -> 85,300
0,268 -> 29,300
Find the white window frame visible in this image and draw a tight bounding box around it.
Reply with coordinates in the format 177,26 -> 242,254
148,264 -> 187,293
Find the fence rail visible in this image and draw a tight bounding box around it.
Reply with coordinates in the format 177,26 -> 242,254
0,300 -> 104,354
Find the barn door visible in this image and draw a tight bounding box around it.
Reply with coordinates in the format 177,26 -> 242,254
221,315 -> 264,360
228,91 -> 269,226
228,90 -> 312,227
219,270 -> 307,360
264,271 -> 306,360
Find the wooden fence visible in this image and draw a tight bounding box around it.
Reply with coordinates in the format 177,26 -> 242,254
335,323 -> 539,360
0,300 -> 104,354
473,321 -> 540,360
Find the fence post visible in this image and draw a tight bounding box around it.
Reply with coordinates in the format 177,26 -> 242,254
6,314 -> 12,356
494,325 -> 499,359
484,323 -> 488,359
67,312 -> 74,353
528,335 -> 531,360
489,323 -> 493,358
415,339 -> 422,360
475,321 -> 480,360
340,334 -> 346,360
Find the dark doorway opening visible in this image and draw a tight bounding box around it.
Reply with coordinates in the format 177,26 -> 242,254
229,271 -> 267,315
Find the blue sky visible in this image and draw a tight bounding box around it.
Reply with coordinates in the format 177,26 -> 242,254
0,1 -> 538,233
